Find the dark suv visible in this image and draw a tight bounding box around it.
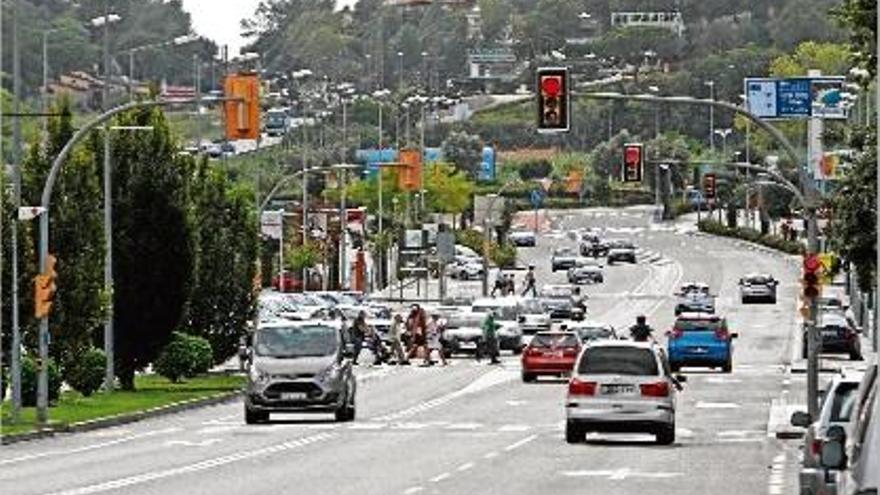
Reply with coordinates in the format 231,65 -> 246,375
804,312 -> 862,361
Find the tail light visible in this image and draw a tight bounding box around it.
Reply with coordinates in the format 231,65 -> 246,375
714,328 -> 729,340
563,346 -> 580,358
640,381 -> 670,397
810,439 -> 822,456
525,347 -> 543,357
568,378 -> 597,396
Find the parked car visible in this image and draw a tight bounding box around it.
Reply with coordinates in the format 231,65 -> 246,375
565,340 -> 685,445
818,360 -> 877,495
509,230 -> 537,247
551,247 -> 579,272
521,331 -> 582,382
539,285 -> 584,321
606,240 -> 637,264
666,313 -> 738,372
739,273 -> 778,304
791,371 -> 864,495
244,320 -> 356,424
804,312 -> 862,361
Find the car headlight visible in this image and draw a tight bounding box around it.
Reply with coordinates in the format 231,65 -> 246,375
316,364 -> 341,384
249,366 -> 271,385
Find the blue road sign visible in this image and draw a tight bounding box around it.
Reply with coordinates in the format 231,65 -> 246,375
530,189 -> 544,208
745,77 -> 847,120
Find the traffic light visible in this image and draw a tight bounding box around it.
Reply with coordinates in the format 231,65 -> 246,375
34,254 -> 58,319
703,173 -> 717,200
802,254 -> 823,304
622,143 -> 644,182
536,67 -> 570,133
224,73 -> 261,141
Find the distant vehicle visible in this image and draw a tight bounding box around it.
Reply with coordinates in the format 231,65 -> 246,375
442,312 -> 487,356
678,282 -> 710,297
667,313 -> 738,372
455,244 -> 481,261
521,331 -> 582,382
551,247 -> 579,272
264,108 -> 292,137
582,238 -> 610,257
567,321 -> 617,343
606,240 -> 637,264
792,371 -> 863,495
567,264 -> 604,285
565,340 -> 685,445
469,297 -> 526,353
674,292 -> 715,316
539,285 -> 583,321
509,230 -> 537,247
739,274 -> 778,304
516,298 -> 552,335
805,312 -> 862,361
449,259 -> 484,280
244,320 -> 356,424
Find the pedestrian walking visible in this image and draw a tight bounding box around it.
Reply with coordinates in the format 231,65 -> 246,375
506,274 -> 516,296
522,265 -> 537,297
406,304 -> 428,361
350,311 -> 370,365
424,314 -> 448,366
491,269 -> 505,297
388,314 -> 410,365
481,311 -> 501,365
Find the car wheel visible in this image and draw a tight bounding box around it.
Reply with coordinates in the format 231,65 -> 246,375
512,344 -> 523,356
850,350 -> 863,361
768,297 -> 777,304
721,358 -> 733,373
245,406 -> 268,424
655,423 -> 676,445
565,421 -> 584,444
522,372 -> 536,383
669,362 -> 680,373
802,339 -> 809,359
741,297 -> 748,304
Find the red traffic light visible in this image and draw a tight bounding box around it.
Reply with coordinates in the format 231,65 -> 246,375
622,143 -> 644,183
624,146 -> 641,165
803,254 -> 821,272
541,76 -> 562,97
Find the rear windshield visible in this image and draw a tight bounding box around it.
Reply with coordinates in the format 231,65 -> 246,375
576,327 -> 615,341
472,304 -> 517,321
675,319 -> 723,331
830,383 -> 859,422
531,334 -> 579,348
577,347 -> 659,375
745,276 -> 773,284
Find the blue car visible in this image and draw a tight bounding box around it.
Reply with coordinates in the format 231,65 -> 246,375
666,313 -> 739,373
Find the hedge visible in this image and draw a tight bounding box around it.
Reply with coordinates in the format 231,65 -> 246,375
698,220 -> 804,255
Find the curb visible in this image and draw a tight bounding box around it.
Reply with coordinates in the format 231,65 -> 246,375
1,390 -> 242,445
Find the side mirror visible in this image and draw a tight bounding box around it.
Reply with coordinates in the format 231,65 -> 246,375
730,332 -> 739,339
820,426 -> 848,469
790,411 -> 812,428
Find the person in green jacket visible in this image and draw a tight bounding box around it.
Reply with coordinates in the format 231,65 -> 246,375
481,311 -> 501,365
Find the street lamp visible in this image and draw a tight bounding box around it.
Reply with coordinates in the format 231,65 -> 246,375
90,13 -> 122,110
127,34 -> 198,101
705,80 -> 715,152
397,51 -> 404,90
714,128 -> 733,157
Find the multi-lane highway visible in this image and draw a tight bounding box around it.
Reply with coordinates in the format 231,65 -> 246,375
1,207 -> 810,495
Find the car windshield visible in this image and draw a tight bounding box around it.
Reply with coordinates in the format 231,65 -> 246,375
531,333 -> 579,348
472,304 -> 518,320
674,318 -> 723,331
611,240 -> 634,249
830,382 -> 860,422
578,347 -> 659,375
254,325 -> 339,358
447,314 -> 484,328
519,299 -> 544,314
553,248 -> 575,256
818,297 -> 843,307
541,287 -> 573,299
745,276 -> 773,284
575,327 -> 615,341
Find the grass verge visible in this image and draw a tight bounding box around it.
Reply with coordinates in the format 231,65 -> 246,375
1,373 -> 244,437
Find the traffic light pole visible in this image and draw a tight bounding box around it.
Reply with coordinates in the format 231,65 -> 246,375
34,96 -> 242,425
579,91 -> 822,416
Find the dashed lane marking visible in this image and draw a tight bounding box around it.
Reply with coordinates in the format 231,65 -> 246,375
504,434 -> 538,452
429,473 -> 451,483
457,462 -> 475,472
695,401 -> 742,409
560,468 -> 684,480
0,428 -> 182,466
403,487 -> 424,495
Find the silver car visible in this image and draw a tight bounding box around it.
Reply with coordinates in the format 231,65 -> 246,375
792,371 -> 863,495
245,320 -> 356,424
739,273 -> 778,304
565,340 -> 685,445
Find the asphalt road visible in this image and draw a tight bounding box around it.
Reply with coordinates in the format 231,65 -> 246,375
1,207 -> 810,495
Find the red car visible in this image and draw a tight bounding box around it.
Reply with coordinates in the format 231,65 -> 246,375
521,331 -> 582,382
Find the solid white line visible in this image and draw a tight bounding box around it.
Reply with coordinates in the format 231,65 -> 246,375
457,462 -> 475,472
429,473 -> 451,483
483,451 -> 499,459
504,434 -> 538,452
0,428 -> 182,466
403,487 -> 424,495
40,432 -> 335,495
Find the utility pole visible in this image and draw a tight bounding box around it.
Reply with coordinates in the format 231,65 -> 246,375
194,54 -> 203,151
875,10 -> 879,353
7,0 -> 23,423
103,129 -> 114,391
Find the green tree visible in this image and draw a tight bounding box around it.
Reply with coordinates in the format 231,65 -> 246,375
184,163 -> 259,365
425,163 -> 475,215
104,108 -> 195,390
441,131 -> 483,179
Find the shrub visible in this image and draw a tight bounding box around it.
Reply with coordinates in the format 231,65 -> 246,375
21,355 -> 62,407
698,220 -> 804,255
491,243 -> 518,268
65,348 -> 106,397
154,332 -> 214,383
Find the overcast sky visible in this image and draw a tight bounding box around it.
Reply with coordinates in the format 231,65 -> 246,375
182,0 -> 358,57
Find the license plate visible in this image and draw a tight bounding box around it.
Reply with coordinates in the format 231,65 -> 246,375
601,384 -> 636,395
281,392 -> 306,401
689,347 -> 708,354
459,342 -> 477,350
545,351 -> 563,358
822,330 -> 839,337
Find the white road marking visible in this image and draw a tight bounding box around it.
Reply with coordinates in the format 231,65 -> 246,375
392,422 -> 429,430
41,432 -> 335,495
703,377 -> 743,384
430,473 -> 451,483
196,426 -> 238,435
561,468 -> 683,480
717,430 -> 765,438
403,487 -> 424,495
504,434 -> 538,452
695,401 -> 741,409
164,438 -> 222,448
498,424 -> 531,432
349,422 -> 387,430
457,462 -> 475,472
0,428 -> 182,466
483,451 -> 499,459
445,423 -> 482,430
767,452 -> 787,495
505,399 -> 527,406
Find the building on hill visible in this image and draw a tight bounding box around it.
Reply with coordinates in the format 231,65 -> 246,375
610,11 -> 686,37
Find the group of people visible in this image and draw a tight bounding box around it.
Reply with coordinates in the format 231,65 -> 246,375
345,304 -> 448,367
491,266 -> 538,297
